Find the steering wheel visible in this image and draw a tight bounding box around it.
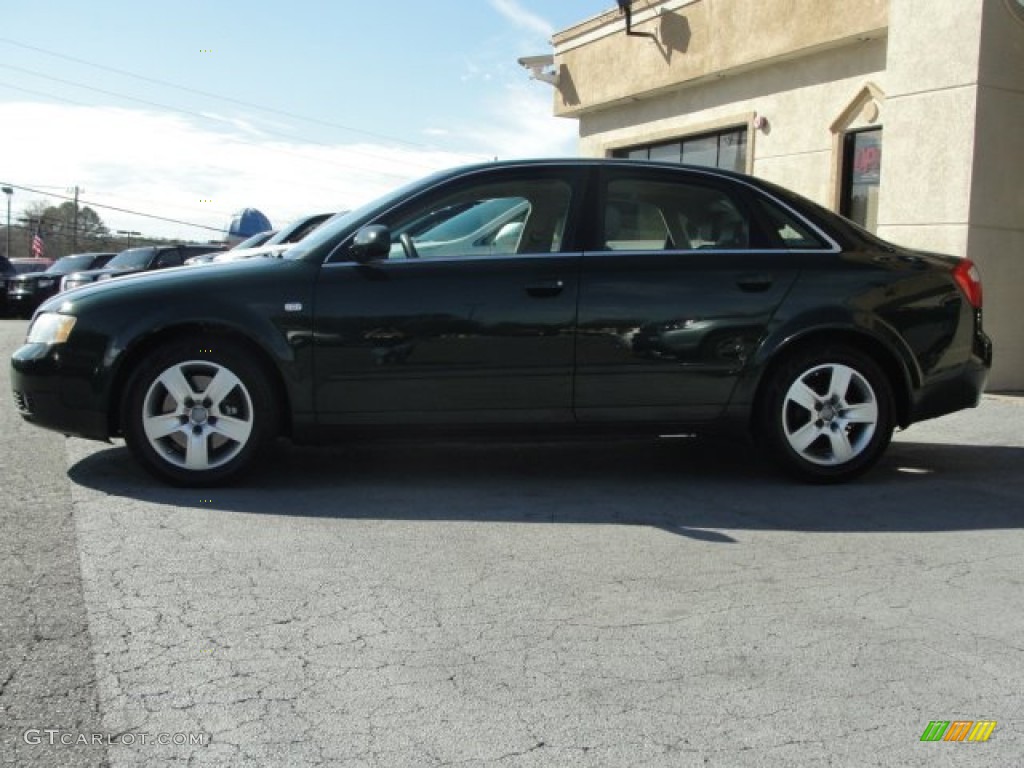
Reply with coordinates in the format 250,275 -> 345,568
399,233 -> 420,259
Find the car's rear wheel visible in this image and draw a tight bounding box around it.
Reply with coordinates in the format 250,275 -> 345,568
122,340 -> 277,486
760,345 -> 894,483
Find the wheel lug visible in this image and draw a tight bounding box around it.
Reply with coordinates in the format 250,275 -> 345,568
203,398 -> 212,408
184,398 -> 194,407
815,420 -> 824,428
192,426 -> 203,436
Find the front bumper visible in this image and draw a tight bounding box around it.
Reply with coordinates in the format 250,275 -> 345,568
6,291 -> 48,317
10,342 -> 111,441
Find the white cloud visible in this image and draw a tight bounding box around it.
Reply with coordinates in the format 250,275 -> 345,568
459,85 -> 579,160
0,103 -> 474,240
0,97 -> 579,242
488,0 -> 555,40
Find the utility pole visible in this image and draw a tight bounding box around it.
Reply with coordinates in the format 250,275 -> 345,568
117,229 -> 140,248
2,186 -> 12,258
69,185 -> 82,251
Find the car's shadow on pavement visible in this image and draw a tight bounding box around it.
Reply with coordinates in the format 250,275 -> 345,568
66,436 -> 1024,541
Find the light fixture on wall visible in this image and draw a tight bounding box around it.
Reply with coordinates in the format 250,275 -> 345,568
753,114 -> 770,132
617,0 -> 658,40
517,55 -> 559,87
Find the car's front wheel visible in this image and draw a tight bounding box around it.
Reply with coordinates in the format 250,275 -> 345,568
760,345 -> 894,483
121,340 -> 278,486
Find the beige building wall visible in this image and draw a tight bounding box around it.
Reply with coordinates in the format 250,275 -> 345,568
878,0 -> 1024,390
968,0 -> 1024,390
550,0 -> 1024,390
574,39 -> 888,209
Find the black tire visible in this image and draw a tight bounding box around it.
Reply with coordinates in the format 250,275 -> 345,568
121,339 -> 278,486
759,345 -> 894,483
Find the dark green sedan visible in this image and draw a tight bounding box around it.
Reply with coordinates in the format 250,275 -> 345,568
10,160 -> 992,486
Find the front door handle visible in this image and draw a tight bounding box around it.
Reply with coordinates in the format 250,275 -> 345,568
736,273 -> 773,292
526,280 -> 565,298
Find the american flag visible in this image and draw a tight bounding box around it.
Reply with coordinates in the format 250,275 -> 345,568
31,229 -> 44,259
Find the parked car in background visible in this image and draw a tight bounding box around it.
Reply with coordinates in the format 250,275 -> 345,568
7,252 -> 116,317
231,229 -> 277,250
11,159 -> 991,487
0,257 -> 48,315
208,213 -> 335,263
0,255 -> 15,317
60,244 -> 225,292
184,230 -> 278,266
10,257 -> 55,274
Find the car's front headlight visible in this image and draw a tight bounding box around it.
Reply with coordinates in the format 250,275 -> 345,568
37,278 -> 55,289
27,313 -> 77,345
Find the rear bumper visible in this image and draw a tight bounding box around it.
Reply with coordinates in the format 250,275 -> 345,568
908,337 -> 991,424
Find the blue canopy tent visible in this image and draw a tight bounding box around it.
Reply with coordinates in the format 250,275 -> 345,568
226,208 -> 272,244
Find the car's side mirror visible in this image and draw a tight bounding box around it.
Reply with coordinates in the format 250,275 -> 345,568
350,225 -> 392,263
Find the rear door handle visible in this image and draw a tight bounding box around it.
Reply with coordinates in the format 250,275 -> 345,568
736,273 -> 773,292
526,280 -> 565,298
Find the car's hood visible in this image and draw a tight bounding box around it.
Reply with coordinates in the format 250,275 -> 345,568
10,270 -> 61,282
43,258 -> 290,310
211,244 -> 290,262
65,266 -> 143,280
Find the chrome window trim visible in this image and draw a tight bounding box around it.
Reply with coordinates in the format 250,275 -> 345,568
320,251 -> 580,268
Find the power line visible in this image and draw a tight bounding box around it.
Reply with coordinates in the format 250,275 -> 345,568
0,79 -> 380,207
0,36 -> 435,151
0,63 -> 441,177
5,182 -> 225,233
4,220 -> 118,238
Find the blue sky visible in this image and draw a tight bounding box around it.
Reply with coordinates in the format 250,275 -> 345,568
0,1 -> 607,239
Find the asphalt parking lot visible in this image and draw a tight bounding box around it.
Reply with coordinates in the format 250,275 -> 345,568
2,317 -> 1022,767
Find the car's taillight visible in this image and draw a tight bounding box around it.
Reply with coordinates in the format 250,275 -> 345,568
952,259 -> 983,309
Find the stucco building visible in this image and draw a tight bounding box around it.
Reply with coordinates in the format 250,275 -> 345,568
541,0 -> 1023,390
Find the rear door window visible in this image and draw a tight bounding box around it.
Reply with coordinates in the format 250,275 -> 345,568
603,177 -> 752,252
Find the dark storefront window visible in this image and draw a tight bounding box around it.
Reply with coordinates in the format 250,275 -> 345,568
841,128 -> 882,232
616,127 -> 748,173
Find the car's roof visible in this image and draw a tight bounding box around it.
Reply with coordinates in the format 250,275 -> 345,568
430,157 -> 757,180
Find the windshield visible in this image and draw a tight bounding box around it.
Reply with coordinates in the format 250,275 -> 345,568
266,214 -> 333,246
107,247 -> 155,269
48,254 -> 98,273
231,231 -> 275,250
13,260 -> 49,274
